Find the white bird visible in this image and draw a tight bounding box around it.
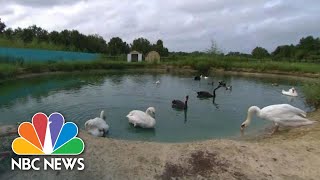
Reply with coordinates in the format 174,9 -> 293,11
156,80 -> 160,84
226,85 -> 232,91
126,107 -> 156,128
240,104 -> 315,134
200,75 -> 209,79
282,87 -> 298,97
85,111 -> 109,137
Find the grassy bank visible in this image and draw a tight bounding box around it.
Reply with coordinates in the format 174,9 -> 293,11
0,37 -> 68,51
166,55 -> 320,74
303,83 -> 320,108
0,60 -> 150,79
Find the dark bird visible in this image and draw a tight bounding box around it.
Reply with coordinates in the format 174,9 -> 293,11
172,96 -> 189,110
194,76 -> 201,81
197,85 -> 222,98
218,81 -> 227,87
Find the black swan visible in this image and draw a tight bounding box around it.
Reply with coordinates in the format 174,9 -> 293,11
197,85 -> 222,98
194,76 -> 201,81
218,81 -> 226,87
172,96 -> 189,110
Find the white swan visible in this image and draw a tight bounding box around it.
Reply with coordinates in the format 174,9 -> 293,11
200,75 -> 208,79
156,80 -> 160,84
85,111 -> 109,137
282,87 -> 298,97
126,107 -> 156,128
241,104 -> 315,134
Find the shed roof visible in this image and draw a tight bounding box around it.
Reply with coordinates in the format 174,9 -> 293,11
129,50 -> 142,54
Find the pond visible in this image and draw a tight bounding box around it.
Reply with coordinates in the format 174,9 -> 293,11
0,72 -> 314,142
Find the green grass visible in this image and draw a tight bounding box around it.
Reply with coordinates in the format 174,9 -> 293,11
0,63 -> 20,78
303,83 -> 320,108
0,37 -> 68,51
0,60 -> 150,79
165,55 -> 320,74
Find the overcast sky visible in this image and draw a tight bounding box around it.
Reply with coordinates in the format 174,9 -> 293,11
1,0 -> 319,53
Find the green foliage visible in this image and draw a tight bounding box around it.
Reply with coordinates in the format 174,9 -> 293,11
107,37 -> 130,56
303,83 -> 320,108
152,40 -> 169,56
0,24 -> 107,53
271,36 -> 320,61
0,63 -> 19,78
252,47 -> 269,59
130,37 -> 169,56
130,37 -> 152,55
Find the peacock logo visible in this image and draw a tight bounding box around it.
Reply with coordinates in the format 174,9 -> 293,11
12,112 -> 84,155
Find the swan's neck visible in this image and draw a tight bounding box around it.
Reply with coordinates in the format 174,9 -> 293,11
213,85 -> 221,97
245,106 -> 261,124
184,100 -> 188,109
146,109 -> 155,118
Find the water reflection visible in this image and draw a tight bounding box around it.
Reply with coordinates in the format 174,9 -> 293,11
184,109 -> 188,123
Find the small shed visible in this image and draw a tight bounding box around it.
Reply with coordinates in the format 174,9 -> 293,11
145,51 -> 160,63
127,51 -> 142,62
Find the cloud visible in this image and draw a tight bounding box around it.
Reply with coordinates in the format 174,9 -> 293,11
0,0 -> 320,53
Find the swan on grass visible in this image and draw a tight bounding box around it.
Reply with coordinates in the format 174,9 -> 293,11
282,87 -> 298,97
126,107 -> 156,128
240,104 -> 315,134
85,111 -> 109,137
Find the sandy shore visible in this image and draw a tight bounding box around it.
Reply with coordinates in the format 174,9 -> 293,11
0,109 -> 319,180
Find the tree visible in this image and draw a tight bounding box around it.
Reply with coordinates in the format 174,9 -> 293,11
251,47 -> 269,59
206,40 -> 222,55
272,45 -> 295,60
130,37 -> 151,55
150,39 -> 169,56
0,18 -> 6,33
3,28 -> 13,39
21,28 -> 34,43
107,37 -> 129,55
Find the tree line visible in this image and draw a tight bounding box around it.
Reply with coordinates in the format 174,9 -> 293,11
0,18 -> 169,56
1,18 -> 319,61
227,36 -> 320,61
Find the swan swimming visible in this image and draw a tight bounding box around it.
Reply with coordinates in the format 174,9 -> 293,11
126,107 -> 156,128
240,104 -> 315,134
282,87 -> 298,97
197,85 -> 222,98
155,80 -> 160,84
172,96 -> 189,110
85,111 -> 109,137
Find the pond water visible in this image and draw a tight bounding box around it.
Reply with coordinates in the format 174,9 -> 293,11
0,72 -> 314,142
